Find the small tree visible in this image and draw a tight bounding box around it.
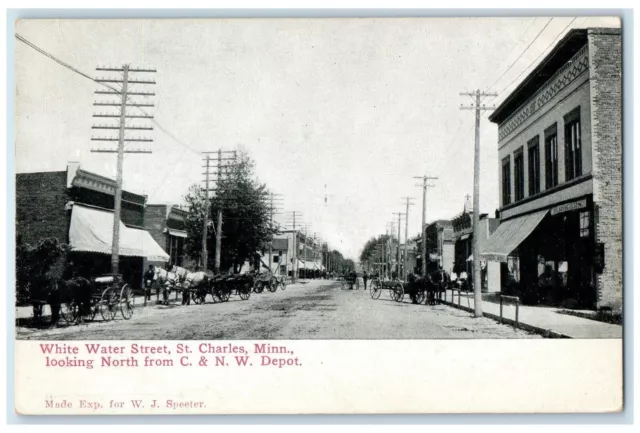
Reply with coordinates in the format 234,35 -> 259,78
15,237 -> 69,305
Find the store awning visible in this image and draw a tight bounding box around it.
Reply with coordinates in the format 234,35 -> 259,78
164,228 -> 188,238
480,209 -> 548,262
69,204 -> 170,262
297,259 -> 307,269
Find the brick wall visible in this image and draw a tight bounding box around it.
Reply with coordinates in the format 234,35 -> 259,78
16,172 -> 70,246
144,205 -> 169,252
588,28 -> 622,309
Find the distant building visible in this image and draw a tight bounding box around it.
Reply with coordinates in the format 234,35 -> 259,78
16,162 -> 169,290
258,230 -> 325,278
143,204 -> 189,267
424,220 -> 455,274
486,28 -> 621,310
451,199 -> 501,292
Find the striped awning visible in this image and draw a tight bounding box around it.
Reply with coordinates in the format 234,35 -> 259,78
69,204 -> 170,262
164,228 -> 188,238
481,210 -> 548,262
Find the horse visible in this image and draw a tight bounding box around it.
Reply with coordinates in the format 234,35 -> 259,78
425,269 -> 450,305
153,266 -> 179,305
31,277 -> 94,325
171,266 -> 209,305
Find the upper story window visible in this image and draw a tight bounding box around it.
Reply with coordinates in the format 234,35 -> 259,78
545,123 -> 559,189
528,136 -> 541,196
514,148 -> 525,202
502,155 -> 511,206
564,107 -> 582,181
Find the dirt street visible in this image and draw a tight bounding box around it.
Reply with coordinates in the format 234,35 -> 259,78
16,279 -> 540,340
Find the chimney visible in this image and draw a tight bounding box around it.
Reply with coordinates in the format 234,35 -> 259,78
67,161 -> 80,188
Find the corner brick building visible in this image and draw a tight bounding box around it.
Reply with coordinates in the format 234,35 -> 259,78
16,162 -> 169,289
484,28 -> 622,310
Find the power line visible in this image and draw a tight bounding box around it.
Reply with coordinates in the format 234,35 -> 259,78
15,33 -> 203,158
485,18 -> 555,93
493,17 -> 579,99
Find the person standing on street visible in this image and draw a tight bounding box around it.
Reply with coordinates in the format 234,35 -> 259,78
363,271 -> 369,291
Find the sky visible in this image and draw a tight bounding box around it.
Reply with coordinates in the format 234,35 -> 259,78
14,17 -> 620,260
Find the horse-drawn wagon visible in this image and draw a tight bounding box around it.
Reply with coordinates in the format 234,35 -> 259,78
209,273 -> 253,302
369,271 -> 450,305
48,273 -> 134,326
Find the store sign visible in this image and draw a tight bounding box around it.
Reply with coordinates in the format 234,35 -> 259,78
550,199 -> 587,216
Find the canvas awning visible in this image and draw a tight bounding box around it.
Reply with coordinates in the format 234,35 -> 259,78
69,204 -> 170,262
480,209 -> 548,262
164,228 -> 188,238
297,259 -> 307,269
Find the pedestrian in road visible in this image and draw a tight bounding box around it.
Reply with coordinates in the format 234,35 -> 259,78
363,271 -> 369,291
143,265 -> 155,301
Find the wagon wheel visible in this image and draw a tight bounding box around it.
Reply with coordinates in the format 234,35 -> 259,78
340,280 -> 349,290
239,284 -> 251,300
267,277 -> 278,293
120,284 -> 134,320
100,287 -> 117,321
279,278 -> 287,291
370,279 -> 382,300
60,301 -> 77,325
393,283 -> 405,303
221,289 -> 231,302
253,281 -> 264,294
388,283 -> 396,300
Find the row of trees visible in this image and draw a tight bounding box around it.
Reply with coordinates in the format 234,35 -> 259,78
183,152 -> 350,274
359,234 -> 397,273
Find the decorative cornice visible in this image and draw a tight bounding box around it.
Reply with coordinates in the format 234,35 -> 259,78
498,45 -> 589,142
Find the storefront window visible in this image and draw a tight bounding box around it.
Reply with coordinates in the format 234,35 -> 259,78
564,107 -> 582,181
514,149 -> 525,202
507,255 -> 520,282
579,211 -> 590,238
545,124 -> 559,189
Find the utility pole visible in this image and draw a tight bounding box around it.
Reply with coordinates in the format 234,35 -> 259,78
265,192 -> 283,274
202,149 -> 236,273
92,64 -> 155,274
285,211 -> 303,281
202,154 -> 211,270
460,89 -> 497,317
393,212 -> 405,276
400,197 -> 415,280
414,175 -> 438,276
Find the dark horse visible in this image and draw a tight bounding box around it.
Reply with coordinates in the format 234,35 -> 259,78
31,277 -> 93,325
425,269 -> 450,305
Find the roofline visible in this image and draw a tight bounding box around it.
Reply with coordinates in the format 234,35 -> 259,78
489,28 -> 589,123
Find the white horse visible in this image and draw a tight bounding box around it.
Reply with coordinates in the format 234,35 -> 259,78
153,266 -> 180,305
171,266 -> 209,304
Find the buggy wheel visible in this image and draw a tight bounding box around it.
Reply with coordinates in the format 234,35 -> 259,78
413,289 -> 426,305
120,284 -> 134,320
393,283 -> 405,303
340,280 -> 348,290
388,283 -> 396,300
267,277 -> 277,293
220,289 -> 231,302
100,288 -> 117,321
239,286 -> 251,300
60,301 -> 77,325
279,280 -> 287,291
253,282 -> 264,294
370,280 -> 382,299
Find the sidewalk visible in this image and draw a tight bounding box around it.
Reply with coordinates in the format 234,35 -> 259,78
442,290 -> 622,339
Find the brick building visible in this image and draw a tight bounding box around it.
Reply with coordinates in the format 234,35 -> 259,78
451,198 -> 501,292
144,204 -> 189,267
16,162 -> 169,289
424,219 -> 455,274
484,28 -> 622,310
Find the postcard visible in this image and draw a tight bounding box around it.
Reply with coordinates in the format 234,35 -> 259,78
13,16 -> 623,414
